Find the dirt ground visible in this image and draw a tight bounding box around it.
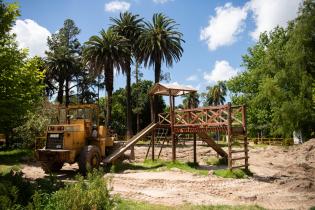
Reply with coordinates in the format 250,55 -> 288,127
22,139 -> 315,210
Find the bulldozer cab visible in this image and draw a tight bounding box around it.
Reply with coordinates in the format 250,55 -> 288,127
58,104 -> 99,137
58,104 -> 98,123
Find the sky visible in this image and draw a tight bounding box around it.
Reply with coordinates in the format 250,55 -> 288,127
9,0 -> 303,104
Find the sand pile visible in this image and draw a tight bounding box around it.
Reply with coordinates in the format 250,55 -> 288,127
274,139 -> 315,192
289,138 -> 315,164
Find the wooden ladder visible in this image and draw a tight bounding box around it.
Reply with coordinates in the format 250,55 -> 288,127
228,134 -> 249,170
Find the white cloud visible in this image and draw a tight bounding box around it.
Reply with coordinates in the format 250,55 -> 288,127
249,0 -> 302,40
186,75 -> 198,81
12,19 -> 51,57
169,82 -> 199,91
204,60 -> 238,83
200,3 -> 248,51
153,0 -> 171,4
105,1 -> 130,12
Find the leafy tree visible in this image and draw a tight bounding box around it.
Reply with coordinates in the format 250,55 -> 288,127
83,29 -> 129,126
0,1 -> 44,146
139,13 -> 184,121
45,19 -> 81,106
99,80 -> 165,136
204,81 -> 227,106
0,0 -> 19,37
0,49 -> 45,144
182,92 -> 199,109
32,56 -> 56,98
131,80 -> 155,132
228,0 -> 315,138
110,12 -> 143,138
76,69 -> 98,104
13,100 -> 58,148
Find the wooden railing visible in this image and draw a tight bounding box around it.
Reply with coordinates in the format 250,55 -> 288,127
158,104 -> 245,129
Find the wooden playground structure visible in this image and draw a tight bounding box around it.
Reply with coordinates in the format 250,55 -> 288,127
104,83 -> 249,170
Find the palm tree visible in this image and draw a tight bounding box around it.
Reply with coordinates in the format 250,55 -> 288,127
139,13 -> 184,121
110,12 -> 143,138
139,13 -> 184,83
204,81 -> 227,143
83,29 -> 129,126
182,93 -> 199,109
205,81 -> 227,106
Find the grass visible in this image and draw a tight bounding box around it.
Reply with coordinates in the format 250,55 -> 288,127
117,199 -> 265,210
111,159 -> 209,176
0,149 -> 33,164
110,160 -> 164,173
0,149 -> 33,174
0,164 -> 21,174
213,169 -> 252,179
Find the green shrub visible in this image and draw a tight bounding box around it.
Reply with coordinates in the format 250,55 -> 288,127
213,169 -> 252,179
35,174 -> 64,194
12,102 -> 58,148
206,157 -> 227,166
0,171 -> 34,209
43,170 -> 117,210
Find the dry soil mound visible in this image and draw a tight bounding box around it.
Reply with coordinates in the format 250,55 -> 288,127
274,139 -> 315,192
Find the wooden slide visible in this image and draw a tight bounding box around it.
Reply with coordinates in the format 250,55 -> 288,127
104,122 -> 158,163
197,133 -> 228,158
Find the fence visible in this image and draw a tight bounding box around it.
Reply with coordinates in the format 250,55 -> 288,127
248,138 -> 293,145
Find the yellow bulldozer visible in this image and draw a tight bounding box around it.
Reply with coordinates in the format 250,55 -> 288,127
36,104 -> 116,174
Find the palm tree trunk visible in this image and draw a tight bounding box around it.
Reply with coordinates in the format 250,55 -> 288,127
126,63 -> 133,138
135,61 -> 140,132
57,78 -> 64,105
105,67 -> 114,126
106,90 -> 112,126
153,61 -> 161,122
154,61 -> 161,84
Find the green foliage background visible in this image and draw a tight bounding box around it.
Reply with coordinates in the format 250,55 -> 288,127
0,1 -> 45,145
227,0 -> 315,138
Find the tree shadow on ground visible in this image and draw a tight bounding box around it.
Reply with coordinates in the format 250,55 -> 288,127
0,149 -> 33,165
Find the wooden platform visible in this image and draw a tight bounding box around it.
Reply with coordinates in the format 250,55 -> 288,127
156,104 -> 249,170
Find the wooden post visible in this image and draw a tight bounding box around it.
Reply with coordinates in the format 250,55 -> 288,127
242,105 -> 248,171
227,102 -> 232,170
152,129 -> 155,161
150,96 -> 155,123
193,133 -> 197,164
169,92 -> 176,162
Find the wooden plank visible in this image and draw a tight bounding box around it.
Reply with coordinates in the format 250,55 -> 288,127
231,149 -> 248,153
227,103 -> 232,170
197,133 -> 228,158
231,156 -> 248,161
104,123 -> 158,163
